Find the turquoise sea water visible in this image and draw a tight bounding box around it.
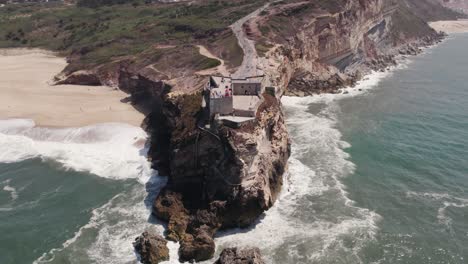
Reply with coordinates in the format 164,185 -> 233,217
0,160 -> 125,263
214,34 -> 468,264
0,122 -> 167,264
339,34 -> 468,263
1,34 -> 467,264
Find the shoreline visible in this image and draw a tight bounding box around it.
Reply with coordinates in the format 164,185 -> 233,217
0,49 -> 144,128
429,20 -> 468,34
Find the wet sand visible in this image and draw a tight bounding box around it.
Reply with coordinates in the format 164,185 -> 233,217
0,49 -> 144,127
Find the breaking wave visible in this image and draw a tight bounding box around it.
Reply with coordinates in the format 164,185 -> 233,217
0,119 -> 170,263
33,177 -> 174,264
0,119 -> 152,183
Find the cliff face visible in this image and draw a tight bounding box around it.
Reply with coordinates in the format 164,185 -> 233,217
247,0 -> 450,96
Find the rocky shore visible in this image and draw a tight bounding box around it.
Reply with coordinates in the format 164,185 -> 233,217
285,33 -> 445,96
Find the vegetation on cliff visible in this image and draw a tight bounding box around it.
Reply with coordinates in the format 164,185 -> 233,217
0,0 -> 266,77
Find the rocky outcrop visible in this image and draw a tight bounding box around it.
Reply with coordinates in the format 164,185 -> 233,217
179,226 -> 216,262
150,92 -> 290,262
54,70 -> 102,86
214,248 -> 265,264
70,51 -> 289,262
133,231 -> 170,264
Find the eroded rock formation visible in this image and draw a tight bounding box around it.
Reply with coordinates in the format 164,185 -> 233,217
133,231 -> 170,264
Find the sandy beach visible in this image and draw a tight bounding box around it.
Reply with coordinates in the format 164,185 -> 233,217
0,49 -> 145,127
429,20 -> 468,34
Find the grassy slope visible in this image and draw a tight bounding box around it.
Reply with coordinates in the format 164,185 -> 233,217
0,0 -> 266,70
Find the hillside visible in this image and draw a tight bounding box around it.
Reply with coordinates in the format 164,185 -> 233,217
0,0 -> 267,90
400,0 -> 465,21
436,0 -> 468,14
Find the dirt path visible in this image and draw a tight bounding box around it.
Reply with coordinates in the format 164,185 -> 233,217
230,1 -> 275,78
195,45 -> 229,76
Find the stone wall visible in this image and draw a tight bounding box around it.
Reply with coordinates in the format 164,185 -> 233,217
209,97 -> 233,116
233,109 -> 256,117
232,82 -> 261,95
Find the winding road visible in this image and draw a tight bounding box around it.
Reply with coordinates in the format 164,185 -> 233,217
230,1 -> 276,78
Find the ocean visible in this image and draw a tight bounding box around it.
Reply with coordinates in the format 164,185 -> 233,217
1,34 -> 467,264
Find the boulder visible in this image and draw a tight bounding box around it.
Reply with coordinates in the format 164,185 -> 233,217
133,231 -> 170,264
152,189 -> 190,241
54,70 -> 101,86
214,247 -> 265,264
179,226 -> 216,262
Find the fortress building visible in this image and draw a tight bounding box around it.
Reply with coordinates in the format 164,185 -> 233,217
203,75 -> 266,127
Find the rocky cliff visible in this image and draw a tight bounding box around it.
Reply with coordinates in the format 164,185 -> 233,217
150,91 -> 290,262
243,0 -> 452,96
78,55 -> 290,263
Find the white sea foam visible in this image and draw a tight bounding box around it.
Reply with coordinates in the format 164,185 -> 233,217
406,191 -> 468,229
437,201 -> 468,230
33,177 -> 174,264
1,179 -> 18,201
1,118 -> 174,263
3,185 -> 18,201
0,119 -> 153,183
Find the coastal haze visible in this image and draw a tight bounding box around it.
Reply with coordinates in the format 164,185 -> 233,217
1,0 -> 468,264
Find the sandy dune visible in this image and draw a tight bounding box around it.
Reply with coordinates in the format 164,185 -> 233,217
0,49 -> 144,127
429,20 -> 468,34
